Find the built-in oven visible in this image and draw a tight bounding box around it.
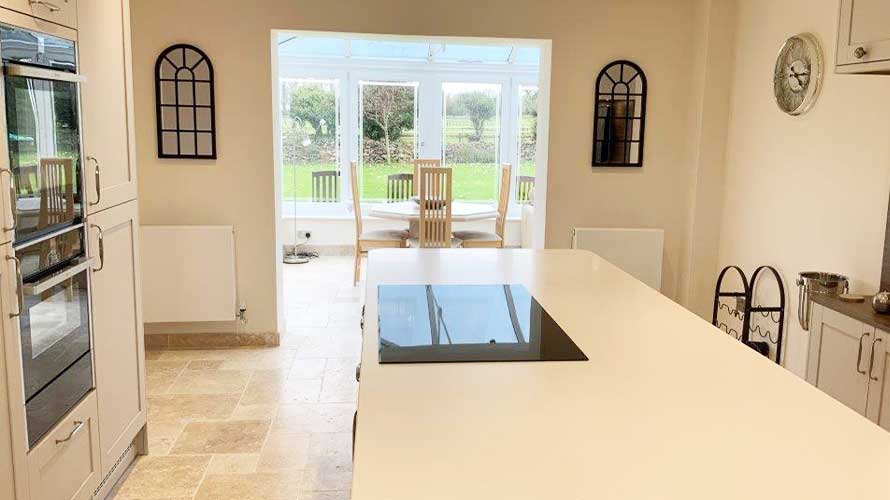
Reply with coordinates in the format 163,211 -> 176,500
0,24 -> 83,245
9,226 -> 93,447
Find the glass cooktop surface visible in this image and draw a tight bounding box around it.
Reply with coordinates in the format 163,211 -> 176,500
377,284 -> 588,364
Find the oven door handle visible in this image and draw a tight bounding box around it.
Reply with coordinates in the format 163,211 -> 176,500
22,257 -> 93,296
3,63 -> 85,84
0,168 -> 16,231
6,255 -> 22,318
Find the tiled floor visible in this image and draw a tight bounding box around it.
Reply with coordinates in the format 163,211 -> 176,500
112,256 -> 362,500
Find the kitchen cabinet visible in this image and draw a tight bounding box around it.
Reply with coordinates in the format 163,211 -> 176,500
89,199 -> 145,480
807,304 -> 889,426
0,0 -> 78,29
837,0 -> 890,73
78,0 -> 137,214
0,247 -> 16,500
25,391 -> 100,500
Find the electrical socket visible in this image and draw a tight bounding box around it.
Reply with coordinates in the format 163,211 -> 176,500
295,230 -> 312,240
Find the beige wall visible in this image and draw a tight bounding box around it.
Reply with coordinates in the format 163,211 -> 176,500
131,0 -> 702,334
714,0 -> 890,376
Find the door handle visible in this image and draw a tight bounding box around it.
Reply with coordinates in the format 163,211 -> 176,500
90,224 -> 104,272
856,332 -> 870,375
6,255 -> 21,318
869,337 -> 884,382
29,0 -> 61,12
0,169 -> 15,232
87,157 -> 101,206
54,420 -> 84,445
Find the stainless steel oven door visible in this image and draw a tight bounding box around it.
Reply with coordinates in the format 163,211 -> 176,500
14,253 -> 93,402
3,63 -> 84,245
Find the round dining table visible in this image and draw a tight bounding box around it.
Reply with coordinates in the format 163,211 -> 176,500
369,200 -> 498,237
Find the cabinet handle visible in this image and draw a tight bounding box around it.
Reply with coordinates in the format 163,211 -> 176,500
869,337 -> 883,381
87,157 -> 101,206
54,420 -> 84,445
0,169 -> 16,231
854,46 -> 868,59
6,256 -> 21,318
91,224 -> 104,272
857,332 -> 869,374
29,0 -> 60,12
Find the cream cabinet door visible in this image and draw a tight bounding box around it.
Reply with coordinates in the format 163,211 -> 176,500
838,0 -> 890,69
809,307 -> 872,415
0,243 -> 16,499
870,329 -> 890,431
78,0 -> 137,214
89,200 -> 145,478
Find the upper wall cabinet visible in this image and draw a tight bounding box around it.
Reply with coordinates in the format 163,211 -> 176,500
837,0 -> 890,73
0,0 -> 78,29
78,0 -> 138,214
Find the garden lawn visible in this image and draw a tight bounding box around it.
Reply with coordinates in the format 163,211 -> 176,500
283,162 -> 535,202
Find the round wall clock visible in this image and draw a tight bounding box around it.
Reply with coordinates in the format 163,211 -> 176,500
773,33 -> 823,116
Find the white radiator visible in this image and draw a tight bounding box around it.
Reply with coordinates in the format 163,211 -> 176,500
141,225 -> 237,322
572,227 -> 664,291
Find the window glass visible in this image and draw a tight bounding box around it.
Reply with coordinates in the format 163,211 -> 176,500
359,81 -> 418,202
278,36 -> 346,58
436,44 -> 512,63
514,47 -> 541,65
351,40 -> 428,60
516,85 -> 538,203
442,82 -> 501,202
280,79 -> 340,205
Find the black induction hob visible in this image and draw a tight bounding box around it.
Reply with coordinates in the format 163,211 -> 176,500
377,284 -> 588,364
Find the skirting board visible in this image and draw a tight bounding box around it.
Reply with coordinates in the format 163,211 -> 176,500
145,332 -> 280,350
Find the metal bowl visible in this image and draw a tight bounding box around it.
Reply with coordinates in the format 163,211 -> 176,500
873,292 -> 890,314
797,271 -> 849,296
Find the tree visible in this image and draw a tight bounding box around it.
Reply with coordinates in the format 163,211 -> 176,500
451,91 -> 496,142
288,83 -> 337,139
521,89 -> 538,141
362,85 -> 414,164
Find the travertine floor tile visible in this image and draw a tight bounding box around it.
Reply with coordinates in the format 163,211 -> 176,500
293,333 -> 361,359
256,433 -> 311,471
148,394 -> 240,424
187,360 -> 224,370
114,455 -> 211,499
301,467 -> 353,492
308,433 -> 353,470
169,420 -> 271,455
319,358 -> 359,403
145,361 -> 187,395
193,472 -> 303,500
272,403 -> 354,434
300,491 -> 351,500
289,358 -> 327,380
280,377 -> 322,404
146,421 -> 186,456
206,454 -> 260,475
230,403 -> 278,420
167,369 -> 251,395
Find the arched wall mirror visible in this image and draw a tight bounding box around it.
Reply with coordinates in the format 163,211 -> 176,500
155,44 -> 217,159
592,60 -> 646,167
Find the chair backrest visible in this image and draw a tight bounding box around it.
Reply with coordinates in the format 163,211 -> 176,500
412,158 -> 441,196
517,175 -> 535,204
418,166 -> 453,248
349,161 -> 362,237
38,157 -> 74,229
386,173 -> 413,202
312,170 -> 340,202
495,164 -> 512,239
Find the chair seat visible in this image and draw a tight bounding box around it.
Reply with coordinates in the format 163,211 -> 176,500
452,230 -> 502,243
360,229 -> 409,242
408,237 -> 462,248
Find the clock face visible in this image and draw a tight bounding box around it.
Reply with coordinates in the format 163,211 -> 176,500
774,33 -> 823,115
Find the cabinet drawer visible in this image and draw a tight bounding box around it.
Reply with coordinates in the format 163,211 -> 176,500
1,0 -> 77,29
27,391 -> 100,500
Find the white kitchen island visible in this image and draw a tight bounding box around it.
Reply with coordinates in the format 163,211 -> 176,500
353,249 -> 890,499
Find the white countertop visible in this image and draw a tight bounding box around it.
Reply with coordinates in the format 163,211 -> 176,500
353,249 -> 890,500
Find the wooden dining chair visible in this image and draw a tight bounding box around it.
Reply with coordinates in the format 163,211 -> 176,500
454,163 -> 511,249
412,158 -> 441,196
386,173 -> 413,202
312,170 -> 340,202
517,175 -> 535,204
349,161 -> 408,285
38,157 -> 74,229
413,166 -> 458,248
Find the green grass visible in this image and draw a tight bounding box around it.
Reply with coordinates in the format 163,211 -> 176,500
283,162 -> 535,202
